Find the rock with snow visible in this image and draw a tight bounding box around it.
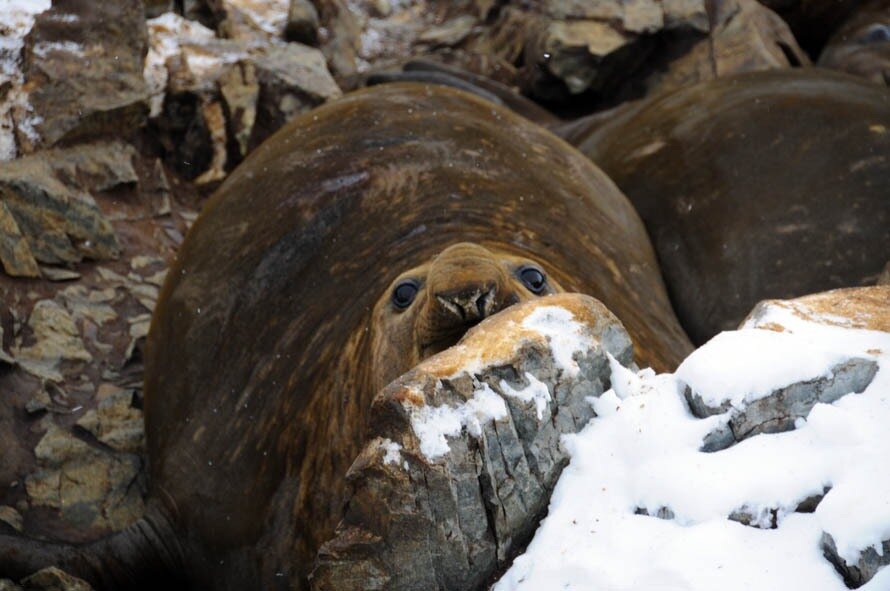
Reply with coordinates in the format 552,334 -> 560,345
823,533 -> 890,589
145,12 -> 340,180
0,0 -> 51,161
495,286 -> 890,591
678,330 -> 878,452
16,0 -> 149,153
311,293 -> 633,590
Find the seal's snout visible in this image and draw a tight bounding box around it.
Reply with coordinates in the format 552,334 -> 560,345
435,285 -> 497,323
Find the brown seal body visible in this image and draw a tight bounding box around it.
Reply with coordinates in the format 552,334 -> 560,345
0,83 -> 690,589
564,69 -> 890,345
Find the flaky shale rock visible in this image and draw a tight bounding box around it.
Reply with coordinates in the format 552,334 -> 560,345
17,0 -> 149,153
311,293 -> 633,591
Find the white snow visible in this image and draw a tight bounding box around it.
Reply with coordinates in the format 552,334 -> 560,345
408,383 -> 507,459
32,40 -> 85,58
0,0 -> 51,159
676,329 -> 853,408
380,438 -> 404,467
522,306 -> 588,376
500,372 -> 552,420
495,306 -> 890,590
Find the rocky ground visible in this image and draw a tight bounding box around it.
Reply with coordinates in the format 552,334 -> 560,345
0,0 -> 888,589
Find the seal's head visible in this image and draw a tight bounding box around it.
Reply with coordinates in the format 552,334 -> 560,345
819,11 -> 890,85
370,242 -> 563,390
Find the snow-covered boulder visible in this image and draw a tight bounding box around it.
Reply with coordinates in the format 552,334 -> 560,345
311,293 -> 633,590
495,286 -> 890,591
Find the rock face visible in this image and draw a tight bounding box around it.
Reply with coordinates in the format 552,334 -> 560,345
759,0 -> 861,55
145,12 -> 341,180
0,144 -> 128,278
645,0 -> 810,95
341,0 -> 805,110
818,0 -> 890,86
742,286 -> 890,588
822,533 -> 890,589
18,0 -> 149,153
744,285 -> 890,333
311,293 -> 633,590
685,356 -> 878,452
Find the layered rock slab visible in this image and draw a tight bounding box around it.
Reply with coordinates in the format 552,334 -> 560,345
311,293 -> 633,590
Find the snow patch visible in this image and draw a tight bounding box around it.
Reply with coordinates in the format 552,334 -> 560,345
409,383 -> 507,459
500,372 -> 551,420
32,40 -> 85,58
380,438 -> 405,468
676,329 -> 851,408
0,0 -> 52,159
522,306 -> 588,376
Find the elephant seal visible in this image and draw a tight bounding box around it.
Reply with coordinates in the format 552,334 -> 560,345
563,69 -> 890,344
0,83 -> 691,590
818,0 -> 890,85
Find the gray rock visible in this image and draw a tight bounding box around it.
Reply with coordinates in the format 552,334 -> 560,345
0,325 -> 14,365
634,506 -> 676,520
315,0 -> 363,77
0,148 -> 122,277
286,0 -> 321,45
39,267 -> 81,282
644,0 -> 809,95
822,531 -> 890,588
13,300 -> 92,382
76,389 -> 145,454
17,0 -> 149,153
728,487 -> 830,529
249,43 -> 342,149
418,16 -> 478,47
0,505 -> 23,532
688,358 -> 879,452
145,0 -> 175,19
219,61 -> 259,160
21,567 -> 93,591
311,294 -> 633,590
25,425 -> 144,533
143,160 -> 172,218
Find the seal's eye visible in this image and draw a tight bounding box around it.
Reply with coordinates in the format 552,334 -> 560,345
392,280 -> 419,309
863,24 -> 890,44
519,267 -> 547,294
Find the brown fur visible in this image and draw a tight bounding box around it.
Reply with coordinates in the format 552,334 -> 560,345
565,69 -> 890,344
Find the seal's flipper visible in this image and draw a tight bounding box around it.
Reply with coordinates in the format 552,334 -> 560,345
0,504 -> 185,590
367,59 -> 562,127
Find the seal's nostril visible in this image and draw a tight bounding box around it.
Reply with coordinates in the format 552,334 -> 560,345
475,287 -> 496,318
